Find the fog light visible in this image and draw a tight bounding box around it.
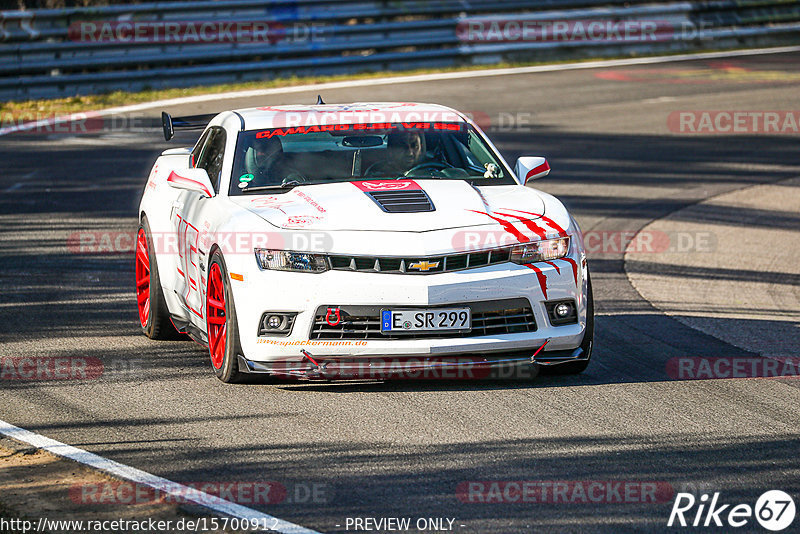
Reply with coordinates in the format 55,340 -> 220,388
545,299 -> 578,326
258,312 -> 297,336
267,315 -> 283,329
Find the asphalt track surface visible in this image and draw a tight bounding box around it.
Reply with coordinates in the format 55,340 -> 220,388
1,52 -> 799,533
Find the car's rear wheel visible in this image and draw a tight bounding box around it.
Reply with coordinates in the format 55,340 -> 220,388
543,274 -> 594,375
136,218 -> 179,340
206,250 -> 244,383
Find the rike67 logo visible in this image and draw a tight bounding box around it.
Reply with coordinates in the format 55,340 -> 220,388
668,490 -> 796,531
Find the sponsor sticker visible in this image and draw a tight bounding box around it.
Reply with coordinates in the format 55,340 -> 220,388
352,180 -> 421,192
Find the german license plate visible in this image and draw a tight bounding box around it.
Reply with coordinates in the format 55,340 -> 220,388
381,308 -> 471,334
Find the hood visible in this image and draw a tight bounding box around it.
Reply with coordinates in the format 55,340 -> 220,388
229,179 -> 546,233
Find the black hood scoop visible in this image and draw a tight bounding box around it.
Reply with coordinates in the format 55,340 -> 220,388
366,189 -> 435,213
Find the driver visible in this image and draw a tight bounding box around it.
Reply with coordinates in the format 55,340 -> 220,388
388,130 -> 426,170
368,130 -> 427,176
245,136 -> 304,186
246,136 -> 283,182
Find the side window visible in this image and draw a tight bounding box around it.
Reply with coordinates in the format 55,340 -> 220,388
466,132 -> 504,177
191,129 -> 211,169
195,128 -> 227,192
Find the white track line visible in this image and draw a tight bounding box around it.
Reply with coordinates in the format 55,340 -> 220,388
2,44 -> 800,138
0,420 -> 321,534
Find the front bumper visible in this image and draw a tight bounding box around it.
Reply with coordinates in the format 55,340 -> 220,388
236,344 -> 590,380
228,255 -> 589,365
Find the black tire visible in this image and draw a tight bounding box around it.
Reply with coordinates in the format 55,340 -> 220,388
137,217 -> 180,340
206,250 -> 245,383
543,274 -> 594,375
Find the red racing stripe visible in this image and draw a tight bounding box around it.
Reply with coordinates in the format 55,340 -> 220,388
562,258 -> 579,286
167,171 -> 212,198
506,209 -> 567,237
525,161 -> 550,181
468,210 -> 529,243
532,339 -> 550,358
495,211 -> 547,239
544,261 -> 560,273
524,264 -> 548,299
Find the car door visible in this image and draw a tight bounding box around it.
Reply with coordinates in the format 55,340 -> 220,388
173,126 -> 226,321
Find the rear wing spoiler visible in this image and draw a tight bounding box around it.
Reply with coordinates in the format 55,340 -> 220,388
161,111 -> 218,141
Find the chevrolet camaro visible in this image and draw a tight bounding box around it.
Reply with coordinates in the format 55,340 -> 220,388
136,101 -> 593,382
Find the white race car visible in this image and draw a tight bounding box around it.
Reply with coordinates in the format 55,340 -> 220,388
136,102 -> 593,382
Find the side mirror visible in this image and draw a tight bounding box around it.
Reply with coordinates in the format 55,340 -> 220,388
516,157 -> 550,184
167,168 -> 214,198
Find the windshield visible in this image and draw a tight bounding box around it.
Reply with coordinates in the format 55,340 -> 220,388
228,122 -> 515,195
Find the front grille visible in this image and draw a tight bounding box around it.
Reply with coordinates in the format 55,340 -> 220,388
366,190 -> 435,213
328,248 -> 513,274
311,298 -> 536,340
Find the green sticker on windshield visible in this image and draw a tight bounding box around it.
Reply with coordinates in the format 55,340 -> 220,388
239,173 -> 254,183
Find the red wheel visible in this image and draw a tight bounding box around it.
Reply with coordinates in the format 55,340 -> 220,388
135,228 -> 151,328
205,250 -> 244,383
206,262 -> 227,370
136,218 -> 179,340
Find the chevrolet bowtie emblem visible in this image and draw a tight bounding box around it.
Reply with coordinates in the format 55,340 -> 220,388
408,260 -> 441,272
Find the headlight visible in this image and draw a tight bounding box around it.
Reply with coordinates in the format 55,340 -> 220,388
510,237 -> 570,264
254,249 -> 328,273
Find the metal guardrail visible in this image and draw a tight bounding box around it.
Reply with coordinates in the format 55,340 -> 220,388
1,0 -> 799,100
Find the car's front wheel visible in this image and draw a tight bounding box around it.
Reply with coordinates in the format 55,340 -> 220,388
206,250 -> 245,383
